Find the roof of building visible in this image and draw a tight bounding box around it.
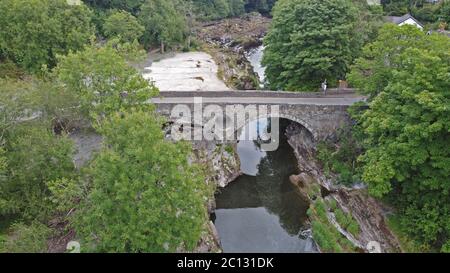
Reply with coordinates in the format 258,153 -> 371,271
385,14 -> 424,28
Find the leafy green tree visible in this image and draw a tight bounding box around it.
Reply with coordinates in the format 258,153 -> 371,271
244,0 -> 277,14
348,24 -> 449,98
139,0 -> 187,52
0,0 -> 95,73
0,80 -> 76,220
349,26 -> 450,250
262,0 -> 359,91
74,110 -> 208,252
381,0 -> 409,15
83,0 -> 146,14
103,10 -> 145,43
440,0 -> 450,24
54,43 -> 158,123
191,0 -> 248,20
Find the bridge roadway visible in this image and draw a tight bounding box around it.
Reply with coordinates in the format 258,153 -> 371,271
151,89 -> 366,106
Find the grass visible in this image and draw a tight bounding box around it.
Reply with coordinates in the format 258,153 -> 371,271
334,208 -> 360,238
308,199 -> 357,253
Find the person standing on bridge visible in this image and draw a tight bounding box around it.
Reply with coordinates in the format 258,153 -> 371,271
321,79 -> 327,94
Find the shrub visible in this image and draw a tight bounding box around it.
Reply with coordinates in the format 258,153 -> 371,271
2,222 -> 51,253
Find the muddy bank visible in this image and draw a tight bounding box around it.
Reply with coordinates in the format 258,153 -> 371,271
197,14 -> 271,90
285,122 -> 402,253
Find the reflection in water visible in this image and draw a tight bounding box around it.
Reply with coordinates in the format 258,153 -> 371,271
214,119 -> 316,253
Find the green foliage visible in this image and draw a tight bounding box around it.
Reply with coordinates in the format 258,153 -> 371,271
74,110 -> 208,252
0,125 -> 75,221
262,0 -> 361,91
54,43 -> 157,123
103,10 -> 145,43
311,220 -> 343,253
334,208 -> 360,237
348,25 -> 449,97
84,0 -> 146,14
440,1 -> 450,24
46,178 -> 83,213
381,0 -> 409,15
139,0 -> 187,51
0,79 -> 77,221
0,0 -> 95,73
309,198 -> 358,252
1,222 -> 51,253
317,127 -> 362,186
386,215 -> 429,252
191,0 -> 246,20
0,59 -> 25,79
349,25 -> 450,250
244,0 -> 277,14
411,4 -> 441,24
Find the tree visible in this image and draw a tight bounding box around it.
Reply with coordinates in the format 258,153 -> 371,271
190,0 -> 247,20
440,0 -> 450,24
103,11 -> 145,43
74,110 -> 208,252
54,43 -> 158,123
381,0 -> 409,16
348,24 -> 449,98
349,26 -> 450,250
244,0 -> 277,14
83,0 -> 146,14
262,0 -> 359,91
0,79 -> 76,221
138,0 -> 187,52
0,0 -> 94,73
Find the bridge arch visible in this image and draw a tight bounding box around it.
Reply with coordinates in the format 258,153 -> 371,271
235,112 -> 318,142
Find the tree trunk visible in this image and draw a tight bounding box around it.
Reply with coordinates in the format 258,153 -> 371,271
160,41 -> 165,54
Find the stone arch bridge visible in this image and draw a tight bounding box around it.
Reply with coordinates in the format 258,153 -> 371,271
152,90 -> 365,141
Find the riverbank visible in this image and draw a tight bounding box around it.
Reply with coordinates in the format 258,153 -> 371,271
285,123 -> 402,253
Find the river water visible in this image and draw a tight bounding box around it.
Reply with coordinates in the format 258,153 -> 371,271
213,118 -> 315,252
245,46 -> 266,88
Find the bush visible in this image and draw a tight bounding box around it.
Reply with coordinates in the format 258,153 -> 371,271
2,222 -> 51,253
317,127 -> 362,186
103,10 -> 144,43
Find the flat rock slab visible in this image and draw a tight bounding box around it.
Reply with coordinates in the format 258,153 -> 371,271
142,52 -> 230,91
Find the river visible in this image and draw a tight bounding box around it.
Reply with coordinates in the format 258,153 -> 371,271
212,47 -> 316,253
212,119 -> 316,253
143,47 -> 315,252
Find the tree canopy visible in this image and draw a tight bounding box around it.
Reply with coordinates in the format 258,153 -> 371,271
103,10 -> 145,43
349,25 -> 450,251
54,43 -> 157,122
138,0 -> 187,51
262,0 -> 360,91
0,0 -> 94,73
74,110 -> 208,252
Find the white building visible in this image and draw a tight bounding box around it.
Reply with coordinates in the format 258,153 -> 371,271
385,14 -> 424,30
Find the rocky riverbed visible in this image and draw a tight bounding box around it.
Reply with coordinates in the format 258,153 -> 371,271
197,13 -> 271,90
